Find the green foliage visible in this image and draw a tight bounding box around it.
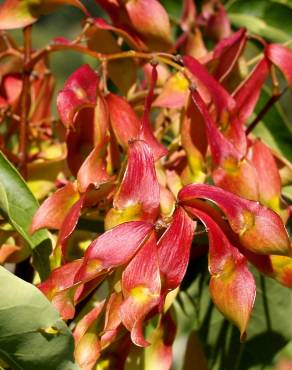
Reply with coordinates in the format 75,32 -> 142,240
0,153 -> 51,280
253,87 -> 292,162
0,266 -> 77,370
0,0 -> 291,369
227,0 -> 292,42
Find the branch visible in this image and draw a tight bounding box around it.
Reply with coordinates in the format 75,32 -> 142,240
246,88 -> 287,135
28,44 -> 183,71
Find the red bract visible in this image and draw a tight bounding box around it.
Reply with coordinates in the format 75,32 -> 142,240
31,182 -> 79,232
266,44 -> 292,86
57,65 -> 99,129
153,72 -> 189,109
234,58 -> 270,126
66,99 -> 109,175
58,194 -> 86,258
186,206 -> 256,340
57,65 -> 110,176
181,93 -> 208,156
95,0 -> 172,51
101,292 -> 123,348
75,221 -> 153,284
73,301 -> 105,370
179,184 -> 291,256
190,87 -> 260,200
124,0 -> 172,50
106,93 -> 140,149
183,55 -> 236,117
38,259 -> 84,319
210,28 -> 247,81
203,3 -> 231,41
105,140 -> 160,229
96,0 -> 171,50
139,63 -> 168,160
157,207 -> 195,298
180,0 -> 196,32
120,231 -> 161,347
189,87 -> 241,164
76,140 -> 112,193
2,1 -> 292,368
270,256 -> 292,288
184,55 -> 247,156
249,140 -> 283,213
0,74 -> 22,107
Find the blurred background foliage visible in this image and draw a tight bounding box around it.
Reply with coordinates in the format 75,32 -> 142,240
5,0 -> 292,369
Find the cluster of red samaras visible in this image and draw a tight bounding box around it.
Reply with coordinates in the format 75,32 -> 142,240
1,0 -> 292,368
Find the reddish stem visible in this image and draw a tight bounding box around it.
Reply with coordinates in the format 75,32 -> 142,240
246,88 -> 287,135
19,25 -> 32,177
28,44 -> 182,71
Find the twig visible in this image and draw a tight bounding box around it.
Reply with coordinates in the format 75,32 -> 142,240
0,48 -> 22,59
71,21 -> 91,45
128,88 -> 161,104
246,88 -> 287,135
28,45 -> 184,72
270,65 -> 280,95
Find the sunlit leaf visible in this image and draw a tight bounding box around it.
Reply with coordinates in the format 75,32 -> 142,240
0,152 -> 51,279
228,0 -> 292,42
0,266 -> 78,370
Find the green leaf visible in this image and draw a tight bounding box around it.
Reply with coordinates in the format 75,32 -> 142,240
227,0 -> 292,42
0,266 -> 78,370
0,152 -> 51,280
251,87 -> 292,163
283,185 -> 292,201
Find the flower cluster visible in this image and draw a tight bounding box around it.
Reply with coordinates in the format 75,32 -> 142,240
0,0 -> 291,369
